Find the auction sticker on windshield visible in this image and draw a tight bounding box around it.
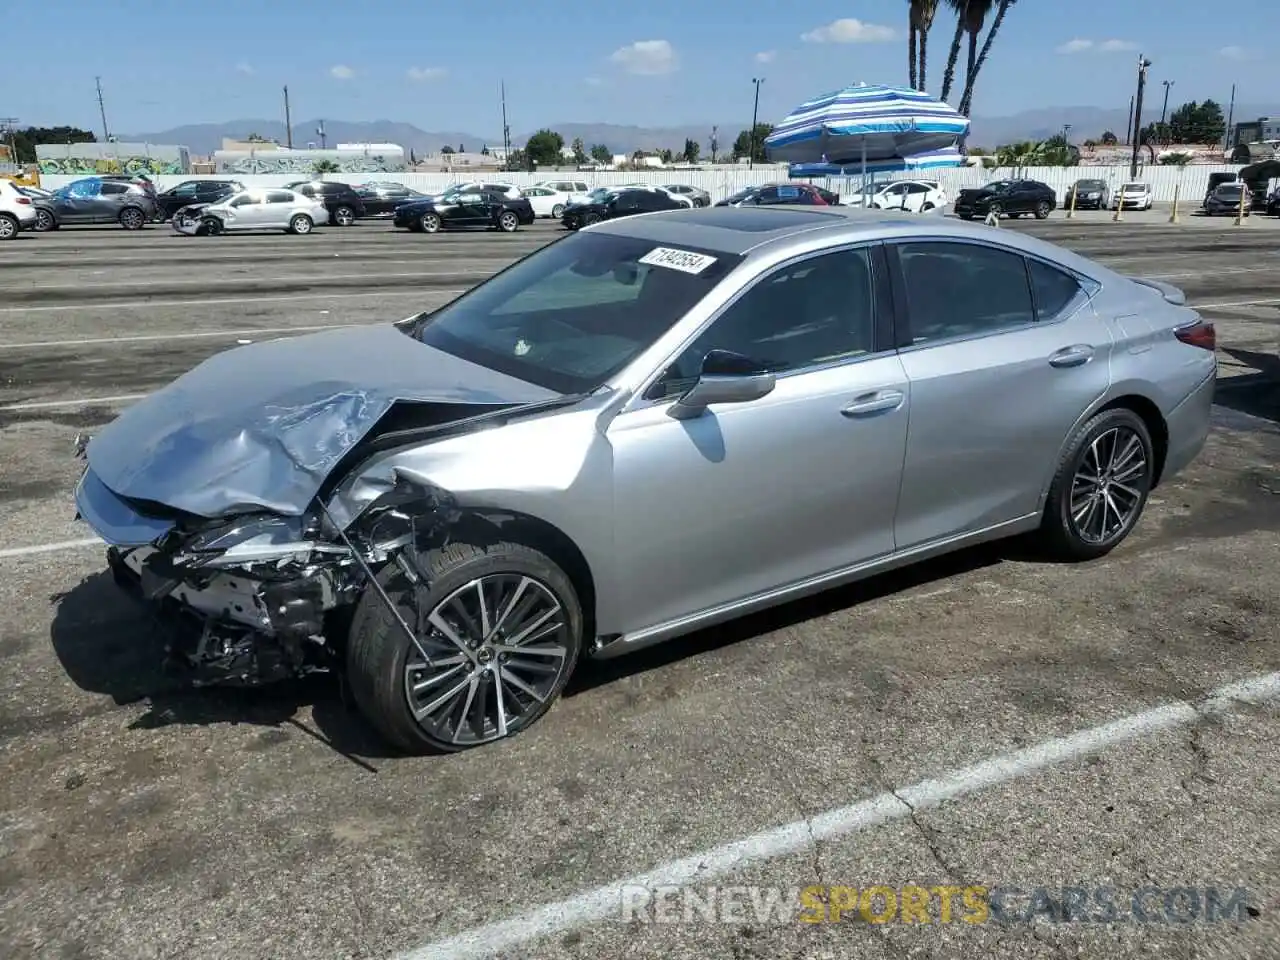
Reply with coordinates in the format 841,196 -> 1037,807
639,247 -> 718,275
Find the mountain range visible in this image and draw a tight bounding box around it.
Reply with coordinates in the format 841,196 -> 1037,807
125,103 -> 1279,156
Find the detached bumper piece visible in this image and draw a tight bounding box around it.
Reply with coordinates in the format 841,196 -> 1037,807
106,545 -> 341,687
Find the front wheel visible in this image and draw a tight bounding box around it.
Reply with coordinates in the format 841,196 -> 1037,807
118,207 -> 146,230
1034,200 -> 1052,219
0,214 -> 18,241
34,208 -> 56,232
289,214 -> 313,235
497,210 -> 520,232
1037,408 -> 1155,561
419,212 -> 441,233
551,204 -> 565,219
346,540 -> 583,754
333,205 -> 356,226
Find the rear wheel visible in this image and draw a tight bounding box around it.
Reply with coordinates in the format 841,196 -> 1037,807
34,208 -> 56,231
0,214 -> 17,241
333,205 -> 356,226
1037,408 -> 1155,561
497,210 -> 520,232
419,212 -> 441,233
346,540 -> 583,754
118,207 -> 145,230
551,203 -> 565,219
289,214 -> 313,235
1034,200 -> 1052,219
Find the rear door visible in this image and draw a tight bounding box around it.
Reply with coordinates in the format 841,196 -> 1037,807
887,238 -> 1112,548
264,190 -> 299,227
94,181 -> 133,222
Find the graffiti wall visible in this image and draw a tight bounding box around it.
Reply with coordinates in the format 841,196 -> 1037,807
36,154 -> 188,176
213,149 -> 407,175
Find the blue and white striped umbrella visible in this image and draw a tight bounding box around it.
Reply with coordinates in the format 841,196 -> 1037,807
788,146 -> 967,178
764,83 -> 969,166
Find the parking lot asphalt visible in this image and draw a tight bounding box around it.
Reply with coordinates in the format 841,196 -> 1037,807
0,213 -> 1278,960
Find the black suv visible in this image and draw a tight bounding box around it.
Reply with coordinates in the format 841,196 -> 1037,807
154,179 -> 244,220
283,181 -> 366,226
561,188 -> 684,230
954,179 -> 1056,220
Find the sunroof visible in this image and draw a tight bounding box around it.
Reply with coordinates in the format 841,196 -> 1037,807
684,206 -> 845,232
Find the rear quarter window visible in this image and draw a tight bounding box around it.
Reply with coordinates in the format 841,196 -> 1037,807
1028,259 -> 1089,321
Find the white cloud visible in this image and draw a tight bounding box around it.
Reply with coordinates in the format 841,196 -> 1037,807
234,62 -> 254,75
407,66 -> 447,81
1218,45 -> 1250,61
800,18 -> 895,43
610,39 -> 677,75
329,64 -> 355,80
1056,38 -> 1139,54
755,50 -> 776,64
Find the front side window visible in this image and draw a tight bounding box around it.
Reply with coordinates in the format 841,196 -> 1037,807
412,232 -> 743,394
266,191 -> 296,204
897,241 -> 1035,344
648,247 -> 878,399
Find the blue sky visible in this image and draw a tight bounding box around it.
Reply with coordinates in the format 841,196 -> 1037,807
3,0 -> 1271,135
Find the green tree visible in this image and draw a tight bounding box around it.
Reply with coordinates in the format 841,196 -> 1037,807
312,159 -> 340,176
659,148 -> 674,164
1159,150 -> 1193,165
732,123 -> 774,162
8,125 -> 97,163
441,145 -> 455,154
683,138 -> 700,163
571,137 -> 587,164
1100,130 -> 1118,145
524,129 -> 564,167
958,0 -> 1015,117
589,143 -> 611,164
1166,100 -> 1225,144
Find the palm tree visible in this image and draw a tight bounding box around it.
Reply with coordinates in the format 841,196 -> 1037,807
914,0 -> 940,91
958,0 -> 1015,117
312,159 -> 340,177
908,0 -> 919,89
939,0 -> 968,103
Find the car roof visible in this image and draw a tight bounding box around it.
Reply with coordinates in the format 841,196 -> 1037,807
592,205 -> 1112,275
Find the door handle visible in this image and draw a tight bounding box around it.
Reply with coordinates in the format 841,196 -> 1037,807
841,390 -> 905,417
1049,344 -> 1095,368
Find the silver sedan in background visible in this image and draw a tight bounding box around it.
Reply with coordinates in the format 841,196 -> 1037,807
172,188 -> 329,235
74,206 -> 1215,754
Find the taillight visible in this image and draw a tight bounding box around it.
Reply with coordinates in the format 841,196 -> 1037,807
15,197 -> 31,205
1174,319 -> 1216,351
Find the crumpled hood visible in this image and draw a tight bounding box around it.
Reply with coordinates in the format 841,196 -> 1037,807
85,323 -> 559,519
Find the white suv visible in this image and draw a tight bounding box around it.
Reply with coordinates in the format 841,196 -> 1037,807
0,179 -> 39,240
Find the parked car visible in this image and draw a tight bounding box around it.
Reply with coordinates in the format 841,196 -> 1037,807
533,179 -> 591,196
1203,182 -> 1251,217
1110,182 -> 1153,211
845,179 -> 947,212
393,185 -> 535,233
72,205 -> 1216,754
36,177 -> 159,230
354,182 -> 429,217
1203,172 -> 1238,207
1065,178 -> 1110,210
0,178 -> 38,239
520,185 -> 586,219
154,180 -> 244,220
560,187 -> 685,229
283,180 -> 366,226
716,183 -> 835,207
954,179 -> 1056,220
614,182 -> 694,207
663,183 -> 712,207
171,188 -> 328,236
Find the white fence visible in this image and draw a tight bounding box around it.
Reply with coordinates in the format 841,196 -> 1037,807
37,164 -> 1255,205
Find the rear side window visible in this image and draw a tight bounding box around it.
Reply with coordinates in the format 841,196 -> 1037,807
897,241 -> 1035,343
266,191 -> 296,203
1028,259 -> 1087,321
101,183 -> 129,195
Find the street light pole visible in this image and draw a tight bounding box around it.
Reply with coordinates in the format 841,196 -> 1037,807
1160,79 -> 1174,125
1129,55 -> 1152,179
749,77 -> 764,169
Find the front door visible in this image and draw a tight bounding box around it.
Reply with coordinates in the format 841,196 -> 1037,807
221,192 -> 270,230
887,238 -> 1113,549
609,244 -> 910,636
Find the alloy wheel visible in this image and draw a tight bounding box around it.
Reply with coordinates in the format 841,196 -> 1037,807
35,209 -> 55,231
0,216 -> 15,240
335,206 -> 355,226
1069,426 -> 1149,545
120,208 -> 144,230
499,211 -> 519,232
403,574 -> 572,746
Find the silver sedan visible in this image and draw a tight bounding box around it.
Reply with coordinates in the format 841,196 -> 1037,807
172,188 -> 328,235
73,206 -> 1216,753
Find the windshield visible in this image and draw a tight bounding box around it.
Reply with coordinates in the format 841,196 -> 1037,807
1121,183 -> 1145,191
1077,180 -> 1105,189
984,181 -> 1014,192
412,231 -> 744,394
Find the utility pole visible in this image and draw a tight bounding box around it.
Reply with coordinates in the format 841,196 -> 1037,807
1129,55 -> 1152,179
1125,96 -> 1134,145
710,125 -> 718,164
1224,83 -> 1236,153
283,86 -> 293,148
1160,80 -> 1174,126
0,118 -> 18,167
316,120 -> 327,149
500,80 -> 511,168
749,77 -> 764,169
94,76 -> 110,143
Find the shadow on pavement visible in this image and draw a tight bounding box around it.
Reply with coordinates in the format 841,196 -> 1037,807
1216,348 -> 1280,423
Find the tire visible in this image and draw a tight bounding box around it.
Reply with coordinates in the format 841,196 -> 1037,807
0,214 -> 17,241
1034,200 -> 1052,219
201,217 -> 223,236
289,214 -> 313,235
346,539 -> 583,754
419,212 -> 441,233
583,211 -> 602,226
1037,407 -> 1155,562
118,207 -> 145,230
34,208 -> 56,232
333,205 -> 356,226
551,204 -> 565,219
497,210 -> 520,232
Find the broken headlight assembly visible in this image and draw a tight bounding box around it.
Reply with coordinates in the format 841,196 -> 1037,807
167,512 -> 347,569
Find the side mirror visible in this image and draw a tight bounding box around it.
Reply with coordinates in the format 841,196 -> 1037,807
668,349 -> 776,420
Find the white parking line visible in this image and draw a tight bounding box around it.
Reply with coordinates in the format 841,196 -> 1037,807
1195,297 -> 1280,310
0,288 -> 457,314
16,268 -> 498,292
0,394 -> 148,412
0,322 -> 363,350
0,538 -> 100,560
396,670 -> 1280,960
